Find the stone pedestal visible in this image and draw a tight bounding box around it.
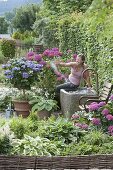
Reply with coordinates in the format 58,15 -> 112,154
60,87 -> 97,119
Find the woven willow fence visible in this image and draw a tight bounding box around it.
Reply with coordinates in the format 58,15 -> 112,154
0,155 -> 113,169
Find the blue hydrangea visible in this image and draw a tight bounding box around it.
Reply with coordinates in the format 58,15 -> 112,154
22,72 -> 29,78
4,70 -> 12,75
6,75 -> 14,79
12,67 -> 20,71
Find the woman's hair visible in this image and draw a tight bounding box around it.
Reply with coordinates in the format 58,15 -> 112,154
78,54 -> 85,63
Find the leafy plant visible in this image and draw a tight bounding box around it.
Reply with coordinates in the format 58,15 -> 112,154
2,57 -> 44,99
29,96 -> 58,112
11,135 -> 60,156
0,134 -> 12,155
1,39 -> 16,59
9,117 -> 28,139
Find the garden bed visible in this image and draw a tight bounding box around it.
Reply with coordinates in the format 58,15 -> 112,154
0,155 -> 113,169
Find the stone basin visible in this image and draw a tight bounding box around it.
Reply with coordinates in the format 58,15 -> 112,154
60,87 -> 97,119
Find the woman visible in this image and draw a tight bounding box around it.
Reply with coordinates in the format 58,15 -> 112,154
55,54 -> 92,107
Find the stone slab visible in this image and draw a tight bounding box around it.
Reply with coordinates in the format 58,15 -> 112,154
60,87 -> 97,119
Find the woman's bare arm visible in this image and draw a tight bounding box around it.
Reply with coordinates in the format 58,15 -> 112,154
57,61 -> 77,67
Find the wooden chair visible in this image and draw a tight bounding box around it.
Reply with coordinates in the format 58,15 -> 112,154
79,81 -> 113,112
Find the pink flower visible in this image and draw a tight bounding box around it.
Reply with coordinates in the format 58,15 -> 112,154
81,124 -> 88,130
102,108 -> 109,116
89,103 -> 99,111
75,123 -> 88,130
106,114 -> 113,121
34,54 -> 42,62
108,125 -> 113,133
98,101 -> 106,107
91,118 -> 101,125
109,94 -> 113,101
27,51 -> 34,57
71,114 -> 80,119
39,60 -> 46,66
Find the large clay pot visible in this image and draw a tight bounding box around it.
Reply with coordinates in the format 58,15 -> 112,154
13,100 -> 31,118
37,110 -> 51,119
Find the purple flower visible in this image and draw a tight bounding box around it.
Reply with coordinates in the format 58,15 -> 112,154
2,64 -> 6,68
34,54 -> 42,62
75,123 -> 88,130
4,70 -> 11,74
108,125 -> 113,133
91,118 -> 101,125
81,124 -> 89,130
109,94 -> 113,101
12,67 -> 20,71
27,51 -> 34,57
52,48 -> 59,51
102,108 -> 109,116
106,114 -> 113,121
89,103 -> 99,111
98,101 -> 106,107
22,72 -> 29,78
6,75 -> 14,79
39,60 -> 46,66
71,114 -> 80,119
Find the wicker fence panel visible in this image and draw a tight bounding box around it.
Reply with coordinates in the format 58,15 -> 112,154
0,155 -> 113,169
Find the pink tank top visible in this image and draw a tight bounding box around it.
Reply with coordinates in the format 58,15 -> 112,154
69,67 -> 84,85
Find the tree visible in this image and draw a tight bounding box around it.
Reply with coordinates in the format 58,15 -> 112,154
0,17 -> 9,34
12,4 -> 40,32
43,0 -> 93,15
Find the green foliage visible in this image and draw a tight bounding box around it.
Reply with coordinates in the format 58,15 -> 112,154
13,4 -> 40,32
11,135 -> 60,156
37,67 -> 58,98
10,117 -> 28,139
1,39 -> 16,59
12,31 -> 22,40
0,134 -> 12,155
37,116 -> 86,144
64,130 -> 113,155
33,17 -> 59,48
0,17 -> 8,34
43,0 -> 93,15
29,96 -> 57,112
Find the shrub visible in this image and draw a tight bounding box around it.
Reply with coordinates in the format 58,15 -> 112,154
1,39 -> 16,59
0,134 -> 12,155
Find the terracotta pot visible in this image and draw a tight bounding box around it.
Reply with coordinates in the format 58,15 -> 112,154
13,100 -> 31,118
37,110 -> 51,119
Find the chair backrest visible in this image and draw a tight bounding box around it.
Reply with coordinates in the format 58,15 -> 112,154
99,82 -> 113,102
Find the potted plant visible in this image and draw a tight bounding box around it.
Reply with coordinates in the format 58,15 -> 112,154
29,96 -> 58,119
2,57 -> 44,118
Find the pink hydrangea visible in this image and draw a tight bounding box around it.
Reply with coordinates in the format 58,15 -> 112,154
102,108 -> 109,116
27,51 -> 34,57
98,101 -> 106,107
71,114 -> 80,119
34,54 -> 42,62
39,60 -> 46,66
89,102 -> 99,111
109,94 -> 113,101
75,123 -> 88,130
108,125 -> 113,133
106,114 -> 113,121
91,118 -> 101,125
